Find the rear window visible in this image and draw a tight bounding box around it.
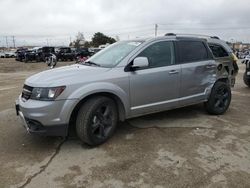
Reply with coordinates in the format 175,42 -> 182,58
177,41 -> 208,63
208,44 -> 229,58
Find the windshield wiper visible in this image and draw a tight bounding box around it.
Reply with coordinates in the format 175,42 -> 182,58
84,61 -> 100,67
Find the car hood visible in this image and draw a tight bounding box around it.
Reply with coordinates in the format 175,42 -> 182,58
25,64 -> 110,87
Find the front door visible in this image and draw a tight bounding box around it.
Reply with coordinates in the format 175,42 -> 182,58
129,41 -> 181,116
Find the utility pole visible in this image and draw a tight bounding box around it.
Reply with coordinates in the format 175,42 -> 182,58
5,36 -> 8,48
154,24 -> 158,37
69,36 -> 72,46
12,36 -> 16,48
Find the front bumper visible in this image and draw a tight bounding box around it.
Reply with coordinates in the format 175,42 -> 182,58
15,96 -> 78,136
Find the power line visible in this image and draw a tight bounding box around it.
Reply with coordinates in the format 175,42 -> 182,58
94,24 -> 153,32
106,28 -> 154,36
158,24 -> 250,30
158,27 -> 250,31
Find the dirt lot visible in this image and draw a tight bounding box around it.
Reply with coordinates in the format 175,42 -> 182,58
0,58 -> 250,188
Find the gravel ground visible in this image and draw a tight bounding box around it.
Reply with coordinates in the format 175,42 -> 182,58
0,58 -> 249,188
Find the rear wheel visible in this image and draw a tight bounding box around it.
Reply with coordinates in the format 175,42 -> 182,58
243,72 -> 250,87
76,96 -> 118,146
204,81 -> 231,115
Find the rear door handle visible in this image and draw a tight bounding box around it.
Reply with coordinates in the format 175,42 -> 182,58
169,70 -> 179,74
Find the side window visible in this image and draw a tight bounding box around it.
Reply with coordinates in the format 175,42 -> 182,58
177,41 -> 208,63
137,41 -> 175,68
208,44 -> 229,58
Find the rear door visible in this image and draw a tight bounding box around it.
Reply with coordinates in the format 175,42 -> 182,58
177,40 -> 216,106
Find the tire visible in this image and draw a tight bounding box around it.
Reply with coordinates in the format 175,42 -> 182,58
76,96 -> 118,146
243,72 -> 250,87
204,81 -> 231,115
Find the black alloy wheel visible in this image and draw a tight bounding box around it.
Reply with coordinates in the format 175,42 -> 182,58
213,86 -> 230,111
76,96 -> 118,146
205,81 -> 231,115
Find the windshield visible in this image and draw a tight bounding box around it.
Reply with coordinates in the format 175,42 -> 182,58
86,41 -> 143,68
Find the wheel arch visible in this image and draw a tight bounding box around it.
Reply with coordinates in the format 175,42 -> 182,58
216,77 -> 230,85
68,92 -> 127,135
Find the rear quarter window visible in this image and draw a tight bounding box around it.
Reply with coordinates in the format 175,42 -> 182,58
208,43 -> 229,58
177,41 -> 209,63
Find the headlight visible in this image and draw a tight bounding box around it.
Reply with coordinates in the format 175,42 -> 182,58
30,86 -> 66,100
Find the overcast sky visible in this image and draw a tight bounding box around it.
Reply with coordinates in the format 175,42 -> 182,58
0,0 -> 250,47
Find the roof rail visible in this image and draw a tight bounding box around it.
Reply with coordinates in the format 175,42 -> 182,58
165,33 -> 176,36
164,33 -> 220,39
210,36 -> 220,39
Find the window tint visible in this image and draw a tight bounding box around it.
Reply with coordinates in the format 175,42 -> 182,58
137,41 -> 175,68
208,44 -> 229,58
177,41 -> 208,63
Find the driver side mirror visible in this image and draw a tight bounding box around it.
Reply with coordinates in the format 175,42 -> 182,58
131,57 -> 149,71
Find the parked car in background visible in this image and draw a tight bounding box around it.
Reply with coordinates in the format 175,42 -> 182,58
36,46 -> 55,62
56,47 -> 75,61
244,55 -> 250,59
89,47 -> 102,55
16,48 -> 28,61
16,34 -> 238,146
98,43 -> 110,49
24,49 -> 37,63
75,48 -> 93,59
0,51 -> 5,58
242,55 -> 250,87
5,51 -> 16,58
239,51 -> 250,59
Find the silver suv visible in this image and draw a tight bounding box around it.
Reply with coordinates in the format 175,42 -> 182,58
15,34 -> 238,146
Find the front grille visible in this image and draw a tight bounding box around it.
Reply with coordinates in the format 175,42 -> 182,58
21,84 -> 33,101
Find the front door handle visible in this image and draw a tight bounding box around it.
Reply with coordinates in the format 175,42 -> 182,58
169,70 -> 179,74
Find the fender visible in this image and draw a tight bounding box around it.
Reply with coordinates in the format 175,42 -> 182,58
67,82 -> 130,117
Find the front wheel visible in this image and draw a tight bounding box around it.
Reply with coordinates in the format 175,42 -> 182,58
76,96 -> 118,146
243,72 -> 250,87
204,81 -> 231,115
